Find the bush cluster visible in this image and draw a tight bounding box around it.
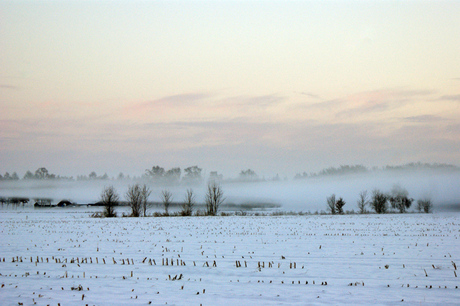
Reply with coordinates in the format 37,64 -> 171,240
326,184 -> 432,215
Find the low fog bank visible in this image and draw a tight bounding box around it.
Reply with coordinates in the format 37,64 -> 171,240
1,170 -> 459,213
225,171 -> 460,213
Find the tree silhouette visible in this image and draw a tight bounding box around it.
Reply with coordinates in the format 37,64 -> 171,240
161,189 -> 173,216
335,197 -> 346,214
371,190 -> 388,214
326,194 -> 336,214
181,189 -> 195,216
205,182 -> 225,216
100,186 -> 119,217
126,184 -> 142,217
357,190 -> 369,214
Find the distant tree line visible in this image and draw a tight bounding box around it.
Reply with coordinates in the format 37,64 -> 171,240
0,172 -> 20,181
0,165 -> 272,185
299,165 -> 369,179
326,184 -> 432,215
1,162 -> 458,184
77,171 -> 109,181
295,162 -> 459,180
0,168 -> 71,181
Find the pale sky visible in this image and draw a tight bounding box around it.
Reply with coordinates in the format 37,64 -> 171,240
1,0 -> 459,178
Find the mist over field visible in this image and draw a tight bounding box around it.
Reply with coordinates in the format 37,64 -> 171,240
1,168 -> 459,213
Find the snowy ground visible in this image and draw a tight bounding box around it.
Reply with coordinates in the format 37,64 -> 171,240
1,208 -> 459,305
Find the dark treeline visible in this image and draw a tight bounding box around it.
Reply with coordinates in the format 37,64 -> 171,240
294,162 -> 459,179
1,162 -> 459,184
0,167 -> 72,181
0,165 -> 274,184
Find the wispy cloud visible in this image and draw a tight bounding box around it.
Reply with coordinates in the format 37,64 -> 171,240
132,93 -> 210,110
0,84 -> 18,90
331,89 -> 436,120
151,93 -> 210,105
439,94 -> 460,102
293,88 -> 435,117
403,115 -> 444,123
297,91 -> 321,99
338,101 -> 391,117
225,94 -> 284,108
308,99 -> 344,110
123,92 -> 286,124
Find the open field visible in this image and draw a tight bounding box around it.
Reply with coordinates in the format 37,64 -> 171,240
1,209 -> 459,305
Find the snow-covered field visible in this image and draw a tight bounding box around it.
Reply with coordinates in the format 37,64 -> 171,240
1,208 -> 459,305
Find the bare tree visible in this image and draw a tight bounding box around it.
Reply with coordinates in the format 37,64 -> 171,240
326,194 -> 336,215
181,188 -> 195,216
357,190 -> 369,214
423,199 -> 433,213
126,184 -> 142,217
161,189 -> 173,216
417,198 -> 433,213
335,197 -> 346,214
371,189 -> 388,214
141,184 -> 152,217
100,186 -> 119,218
205,182 -> 225,216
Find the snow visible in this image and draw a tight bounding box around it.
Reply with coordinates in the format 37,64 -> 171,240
1,208 -> 459,305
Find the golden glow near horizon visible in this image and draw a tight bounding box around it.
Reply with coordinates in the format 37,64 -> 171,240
1,1 -> 459,177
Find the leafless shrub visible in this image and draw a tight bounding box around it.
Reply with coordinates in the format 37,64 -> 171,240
126,184 -> 142,217
153,211 -> 163,217
141,185 -> 152,217
417,198 -> 433,213
181,189 -> 195,216
161,189 -> 173,216
326,194 -> 336,214
357,190 -> 368,214
205,182 -> 225,216
100,186 -> 119,218
194,209 -> 206,216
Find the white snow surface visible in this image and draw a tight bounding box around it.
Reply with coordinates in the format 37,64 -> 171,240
1,209 -> 459,305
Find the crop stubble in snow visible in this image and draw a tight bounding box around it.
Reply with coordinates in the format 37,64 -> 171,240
0,210 -> 459,305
